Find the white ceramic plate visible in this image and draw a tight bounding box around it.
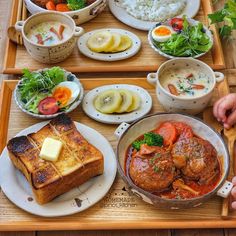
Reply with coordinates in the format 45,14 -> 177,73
82,84 -> 152,124
0,121 -> 117,217
14,69 -> 84,119
148,18 -> 213,59
108,0 -> 201,31
78,28 -> 141,61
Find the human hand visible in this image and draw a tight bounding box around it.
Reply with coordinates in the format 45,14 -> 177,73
213,94 -> 236,129
231,177 -> 236,209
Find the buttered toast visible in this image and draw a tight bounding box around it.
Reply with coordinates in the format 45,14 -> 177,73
7,114 -> 104,204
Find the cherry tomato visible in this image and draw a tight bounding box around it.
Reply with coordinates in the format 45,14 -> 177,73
38,97 -> 59,115
170,18 -> 184,31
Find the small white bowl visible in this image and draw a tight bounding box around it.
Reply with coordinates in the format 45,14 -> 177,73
147,58 -> 224,115
14,69 -> 84,119
15,11 -> 84,64
148,18 -> 213,59
24,0 -> 106,25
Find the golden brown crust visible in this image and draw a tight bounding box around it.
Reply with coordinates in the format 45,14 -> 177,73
7,114 -> 104,204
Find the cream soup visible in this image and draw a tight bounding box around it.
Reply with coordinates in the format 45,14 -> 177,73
159,68 -> 213,98
26,21 -> 72,46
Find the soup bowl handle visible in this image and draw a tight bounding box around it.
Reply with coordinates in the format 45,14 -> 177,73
147,73 -> 157,87
114,122 -> 130,139
216,180 -> 233,198
15,21 -> 24,32
215,72 -> 225,83
74,26 -> 85,38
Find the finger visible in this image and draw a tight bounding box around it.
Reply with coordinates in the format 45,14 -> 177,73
232,186 -> 236,199
216,98 -> 235,122
232,201 -> 236,210
213,97 -> 225,121
224,110 -> 236,129
232,176 -> 236,185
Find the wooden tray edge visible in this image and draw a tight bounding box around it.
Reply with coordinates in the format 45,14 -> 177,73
1,79 -> 236,230
0,219 -> 236,231
2,0 -> 226,75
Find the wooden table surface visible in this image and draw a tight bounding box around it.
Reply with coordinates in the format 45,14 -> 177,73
0,0 -> 236,235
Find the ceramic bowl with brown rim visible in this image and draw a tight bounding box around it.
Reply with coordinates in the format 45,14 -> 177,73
114,113 -> 232,209
15,11 -> 84,64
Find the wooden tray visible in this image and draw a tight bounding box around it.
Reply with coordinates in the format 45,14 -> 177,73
1,77 -> 236,231
3,0 -> 225,75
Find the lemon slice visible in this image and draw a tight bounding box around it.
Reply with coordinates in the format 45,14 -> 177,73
113,35 -> 133,52
104,33 -> 121,52
87,31 -> 113,53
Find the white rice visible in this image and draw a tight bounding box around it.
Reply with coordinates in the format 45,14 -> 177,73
118,0 -> 187,22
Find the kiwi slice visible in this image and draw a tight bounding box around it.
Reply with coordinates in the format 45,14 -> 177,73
126,91 -> 141,112
94,90 -> 122,114
115,89 -> 133,113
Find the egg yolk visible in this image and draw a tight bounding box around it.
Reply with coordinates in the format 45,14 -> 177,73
154,27 -> 171,36
52,87 -> 72,107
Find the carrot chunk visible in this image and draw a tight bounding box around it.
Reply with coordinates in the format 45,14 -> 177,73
35,34 -> 44,44
191,84 -> 205,90
168,84 -> 179,96
46,1 -> 56,10
155,122 -> 177,146
56,3 -> 70,12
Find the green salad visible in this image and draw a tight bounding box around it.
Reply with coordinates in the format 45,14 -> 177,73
18,67 -> 80,115
152,17 -> 213,57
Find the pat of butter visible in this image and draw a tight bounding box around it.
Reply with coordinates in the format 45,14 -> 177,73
39,137 -> 63,162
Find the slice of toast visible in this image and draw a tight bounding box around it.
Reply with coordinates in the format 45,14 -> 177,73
7,114 -> 104,204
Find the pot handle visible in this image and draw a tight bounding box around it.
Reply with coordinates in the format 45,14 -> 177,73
114,122 -> 130,139
214,72 -> 224,83
90,0 -> 106,16
147,73 -> 157,87
217,180 -> 233,198
15,20 -> 24,32
74,26 -> 85,37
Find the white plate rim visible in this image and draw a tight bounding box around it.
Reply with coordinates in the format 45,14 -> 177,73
82,84 -> 152,124
0,121 -> 117,217
108,0 -> 201,31
78,28 -> 141,61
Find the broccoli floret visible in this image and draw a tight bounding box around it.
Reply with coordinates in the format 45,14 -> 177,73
132,132 -> 163,151
144,132 -> 163,147
132,140 -> 145,151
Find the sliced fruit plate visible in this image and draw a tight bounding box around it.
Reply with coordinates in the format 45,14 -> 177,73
82,84 -> 152,124
148,17 -> 213,59
78,28 -> 141,61
14,67 -> 84,119
108,0 -> 200,31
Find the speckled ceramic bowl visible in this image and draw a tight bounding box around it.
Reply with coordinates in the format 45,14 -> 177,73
24,0 -> 106,25
115,113 -> 232,209
15,11 -> 84,64
14,68 -> 84,119
148,18 -> 213,59
147,58 -> 225,115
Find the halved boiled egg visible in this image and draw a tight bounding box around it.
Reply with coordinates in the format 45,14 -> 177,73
151,25 -> 175,42
52,81 -> 80,108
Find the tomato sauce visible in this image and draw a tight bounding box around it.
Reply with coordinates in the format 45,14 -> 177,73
125,121 -> 222,200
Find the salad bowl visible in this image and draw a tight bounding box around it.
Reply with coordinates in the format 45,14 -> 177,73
148,18 -> 213,59
14,68 -> 84,119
